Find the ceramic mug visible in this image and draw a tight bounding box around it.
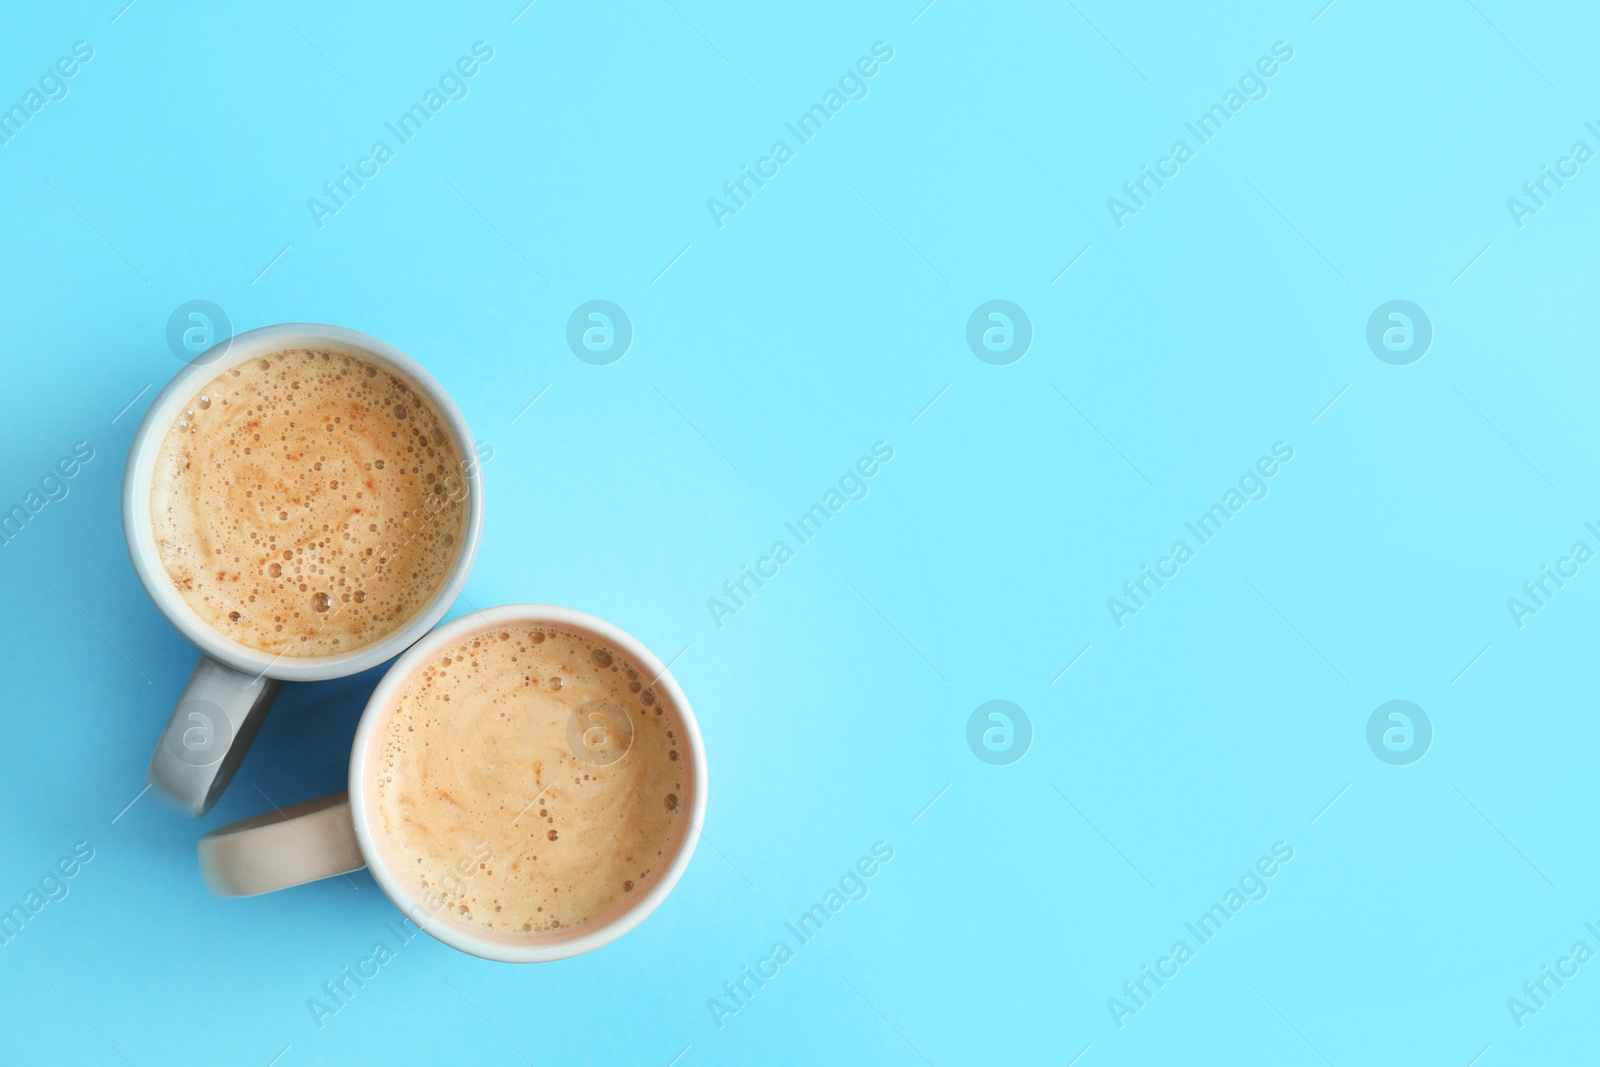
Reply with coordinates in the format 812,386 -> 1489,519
122,323 -> 484,817
196,605 -> 709,964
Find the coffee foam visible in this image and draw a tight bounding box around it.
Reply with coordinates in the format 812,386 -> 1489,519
150,349 -> 468,658
370,624 -> 686,939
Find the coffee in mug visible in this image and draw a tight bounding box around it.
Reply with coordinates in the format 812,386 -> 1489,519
149,348 -> 469,657
371,622 -> 685,937
197,605 -> 706,964
125,324 -> 483,818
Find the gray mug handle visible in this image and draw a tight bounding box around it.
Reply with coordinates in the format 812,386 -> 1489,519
147,655 -> 282,817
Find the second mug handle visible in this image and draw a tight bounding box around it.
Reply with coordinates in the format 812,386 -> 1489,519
198,792 -> 364,896
147,654 -> 282,817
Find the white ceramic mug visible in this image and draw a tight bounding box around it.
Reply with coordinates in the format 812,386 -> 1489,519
197,605 -> 708,964
123,324 -> 484,817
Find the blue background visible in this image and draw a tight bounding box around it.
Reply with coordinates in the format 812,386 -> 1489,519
0,0 -> 1593,1063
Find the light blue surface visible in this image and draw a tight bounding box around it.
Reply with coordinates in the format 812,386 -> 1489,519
1,0 -> 1596,1063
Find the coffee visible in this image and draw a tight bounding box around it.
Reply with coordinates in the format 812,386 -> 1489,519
150,349 -> 468,658
370,623 -> 685,938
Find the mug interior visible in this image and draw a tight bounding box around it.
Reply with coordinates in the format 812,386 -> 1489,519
122,324 -> 483,682
347,605 -> 707,964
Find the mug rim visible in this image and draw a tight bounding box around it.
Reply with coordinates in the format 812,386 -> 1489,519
346,604 -> 708,964
120,323 -> 484,682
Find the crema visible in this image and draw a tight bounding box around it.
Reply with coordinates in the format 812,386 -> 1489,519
150,349 -> 468,657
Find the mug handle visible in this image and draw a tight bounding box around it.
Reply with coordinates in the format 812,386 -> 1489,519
147,654 -> 283,817
198,792 -> 365,897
